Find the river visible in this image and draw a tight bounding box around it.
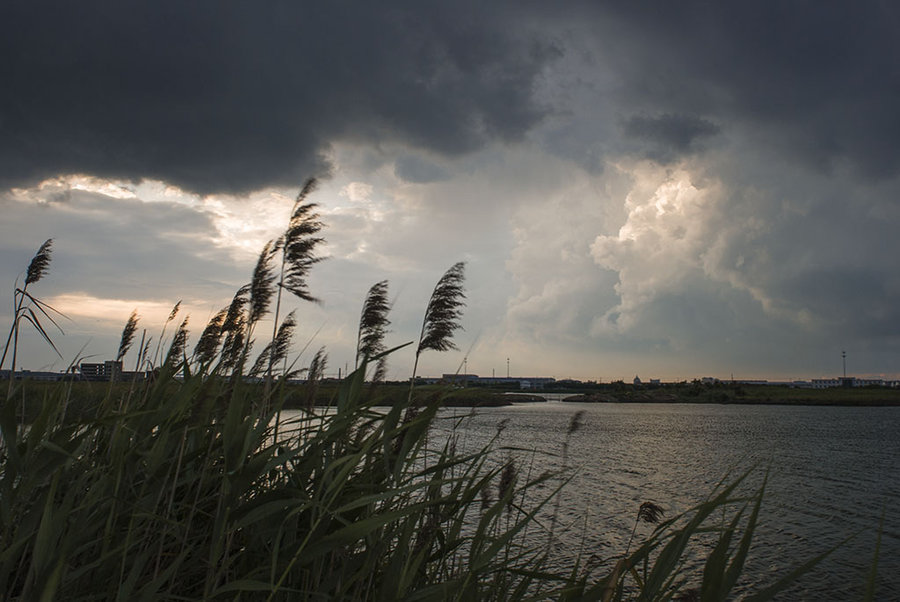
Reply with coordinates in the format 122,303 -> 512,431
431,400 -> 899,600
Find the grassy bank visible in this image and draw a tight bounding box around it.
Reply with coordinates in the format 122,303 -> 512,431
559,383 -> 900,406
3,381 -> 520,424
1,364 -> 835,600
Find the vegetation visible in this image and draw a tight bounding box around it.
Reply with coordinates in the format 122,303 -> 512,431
0,184 -> 848,599
561,382 -> 900,406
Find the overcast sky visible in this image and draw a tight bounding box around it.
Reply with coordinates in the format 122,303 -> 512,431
3,1 -> 900,381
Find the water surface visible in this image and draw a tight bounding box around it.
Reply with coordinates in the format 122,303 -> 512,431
434,401 -> 899,599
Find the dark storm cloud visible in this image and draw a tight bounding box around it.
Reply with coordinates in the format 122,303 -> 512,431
622,114 -> 719,163
393,154 -> 451,183
589,1 -> 900,179
0,1 -> 555,195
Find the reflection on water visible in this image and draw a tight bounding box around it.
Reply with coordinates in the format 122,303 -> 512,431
432,402 -> 899,600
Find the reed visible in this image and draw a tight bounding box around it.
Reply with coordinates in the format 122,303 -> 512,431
0,187 -> 843,600
1,240 -> 65,400
356,279 -> 391,381
410,261 -> 466,404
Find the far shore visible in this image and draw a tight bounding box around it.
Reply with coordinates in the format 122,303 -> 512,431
7,381 -> 900,418
549,383 -> 900,406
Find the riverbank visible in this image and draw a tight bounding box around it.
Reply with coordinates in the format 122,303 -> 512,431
7,380 -> 900,417
556,383 -> 900,406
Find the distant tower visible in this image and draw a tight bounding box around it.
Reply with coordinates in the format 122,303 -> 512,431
842,350 -> 846,377
507,357 -> 510,378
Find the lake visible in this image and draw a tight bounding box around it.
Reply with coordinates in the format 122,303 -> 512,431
431,400 -> 899,600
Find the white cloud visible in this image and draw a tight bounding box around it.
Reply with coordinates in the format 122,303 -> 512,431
339,182 -> 374,203
590,162 -> 723,333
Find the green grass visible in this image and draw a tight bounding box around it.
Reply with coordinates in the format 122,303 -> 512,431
0,207 -> 857,599
561,383 -> 900,405
0,356 -> 560,599
0,359 -> 844,600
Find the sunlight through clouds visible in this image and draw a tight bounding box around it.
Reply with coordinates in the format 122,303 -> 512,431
45,294 -> 211,329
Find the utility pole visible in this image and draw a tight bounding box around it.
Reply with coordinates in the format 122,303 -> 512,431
507,357 -> 510,379
842,350 -> 846,378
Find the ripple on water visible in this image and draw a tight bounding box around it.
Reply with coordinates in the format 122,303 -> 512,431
434,402 -> 900,599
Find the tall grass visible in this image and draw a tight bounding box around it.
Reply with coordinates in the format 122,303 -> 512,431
0,185 -> 840,600
0,368 -> 832,599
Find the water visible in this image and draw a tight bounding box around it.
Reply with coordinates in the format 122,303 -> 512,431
433,401 -> 900,600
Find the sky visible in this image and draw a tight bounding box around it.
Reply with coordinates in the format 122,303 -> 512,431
3,1 -> 900,382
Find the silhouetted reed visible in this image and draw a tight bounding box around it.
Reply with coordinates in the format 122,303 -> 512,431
0,184 -> 840,601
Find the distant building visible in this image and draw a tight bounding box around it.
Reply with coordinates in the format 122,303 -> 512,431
633,375 -> 642,385
441,374 -> 556,390
0,369 -> 69,382
79,360 -> 123,381
812,377 -> 886,389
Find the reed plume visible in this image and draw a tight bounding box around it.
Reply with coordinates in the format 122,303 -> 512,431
356,280 -> 391,370
499,457 -> 518,512
164,317 -> 189,368
307,346 -> 327,382
2,239 -> 65,401
371,357 -> 388,384
624,500 -> 666,558
480,482 -> 494,512
192,308 -> 226,368
268,310 -> 296,370
117,310 -> 139,362
151,301 -> 181,367
134,330 -> 151,372
167,301 -> 181,323
637,501 -> 665,524
220,286 -> 249,373
409,262 -> 466,400
248,241 -> 277,329
277,180 -> 325,304
304,346 -> 328,407
417,262 -> 466,355
25,239 -> 53,285
250,310 -> 296,378
267,178 -> 326,381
